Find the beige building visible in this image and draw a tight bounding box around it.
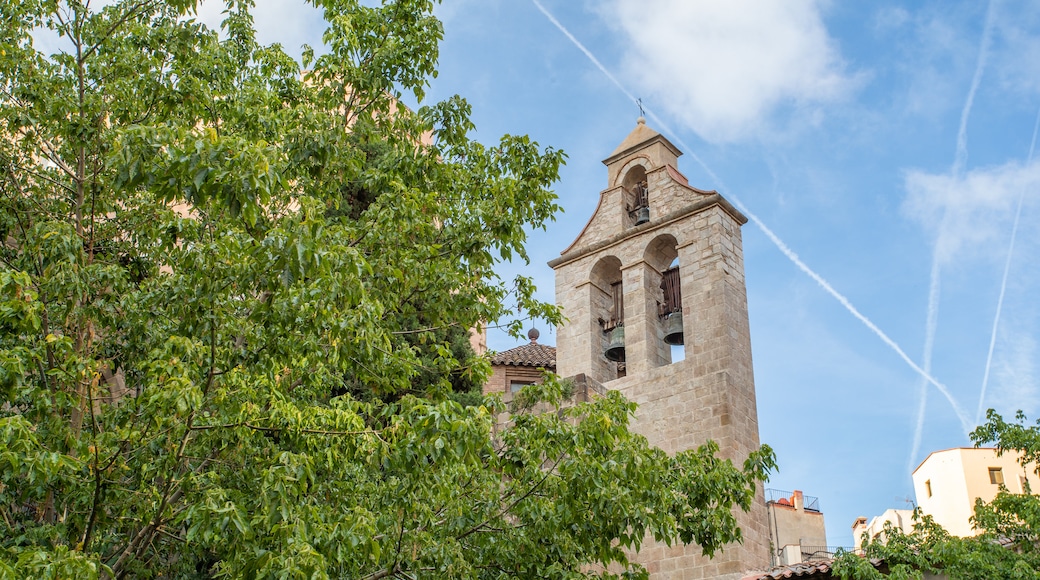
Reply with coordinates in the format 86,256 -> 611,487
912,447 -> 1040,537
853,446 -> 1040,543
850,508 -> 914,551
766,490 -> 829,567
547,118 -> 767,579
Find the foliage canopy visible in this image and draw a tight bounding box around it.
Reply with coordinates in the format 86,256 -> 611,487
0,1 -> 775,578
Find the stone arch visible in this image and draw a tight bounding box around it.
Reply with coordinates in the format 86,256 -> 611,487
589,255 -> 625,379
643,233 -> 678,272
614,156 -> 653,187
590,255 -> 623,331
616,158 -> 652,228
643,234 -> 684,364
621,163 -> 647,192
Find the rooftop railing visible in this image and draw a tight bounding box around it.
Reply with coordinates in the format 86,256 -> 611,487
765,488 -> 821,512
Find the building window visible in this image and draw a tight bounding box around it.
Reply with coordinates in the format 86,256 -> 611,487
510,381 -> 533,393
925,479 -> 932,497
989,467 -> 1004,485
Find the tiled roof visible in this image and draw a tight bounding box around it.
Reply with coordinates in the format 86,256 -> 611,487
490,342 -> 556,368
742,560 -> 834,579
743,558 -> 883,580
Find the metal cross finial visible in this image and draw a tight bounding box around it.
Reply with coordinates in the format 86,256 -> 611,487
637,98 -> 645,117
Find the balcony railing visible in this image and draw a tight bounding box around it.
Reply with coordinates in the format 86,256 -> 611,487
800,545 -> 849,562
765,488 -> 821,512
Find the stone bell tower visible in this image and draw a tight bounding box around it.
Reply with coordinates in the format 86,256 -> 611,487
548,118 -> 768,579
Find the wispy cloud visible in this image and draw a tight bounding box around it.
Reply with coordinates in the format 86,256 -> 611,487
903,161 -> 1039,264
975,107 -> 1040,424
910,0 -> 997,467
597,0 -> 862,143
902,158 -> 1040,437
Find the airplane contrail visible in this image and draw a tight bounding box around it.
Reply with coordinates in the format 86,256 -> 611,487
530,0 -> 638,105
974,105 -> 1040,424
909,262 -> 942,473
530,0 -> 974,434
910,0 -> 998,460
953,0 -> 997,177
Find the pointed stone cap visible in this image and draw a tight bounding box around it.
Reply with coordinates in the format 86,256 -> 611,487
602,117 -> 681,168
607,116 -> 658,158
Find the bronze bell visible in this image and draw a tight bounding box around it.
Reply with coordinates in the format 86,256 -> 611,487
662,312 -> 684,345
634,206 -> 650,225
604,325 -> 626,362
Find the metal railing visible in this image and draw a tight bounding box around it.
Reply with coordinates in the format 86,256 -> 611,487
803,494 -> 820,512
800,545 -> 849,562
765,488 -> 821,512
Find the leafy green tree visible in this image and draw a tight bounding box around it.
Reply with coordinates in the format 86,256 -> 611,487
0,1 -> 775,578
833,410 -> 1040,580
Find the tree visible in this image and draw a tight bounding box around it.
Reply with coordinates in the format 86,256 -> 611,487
0,1 -> 775,578
833,410 -> 1040,580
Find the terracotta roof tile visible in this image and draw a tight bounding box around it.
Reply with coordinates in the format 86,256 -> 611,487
490,342 -> 556,368
743,558 -> 883,580
741,560 -> 833,580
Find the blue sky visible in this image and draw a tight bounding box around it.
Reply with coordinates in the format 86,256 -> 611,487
50,0 -> 1039,548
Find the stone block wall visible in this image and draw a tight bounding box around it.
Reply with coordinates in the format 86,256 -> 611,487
551,197 -> 767,579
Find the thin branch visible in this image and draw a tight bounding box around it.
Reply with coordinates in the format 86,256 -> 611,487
457,452 -> 565,542
188,422 -> 385,440
390,322 -> 460,336
80,370 -> 105,551
361,563 -> 401,580
154,525 -> 186,544
9,165 -> 78,197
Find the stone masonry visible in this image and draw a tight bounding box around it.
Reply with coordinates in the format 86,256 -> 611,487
548,118 -> 769,579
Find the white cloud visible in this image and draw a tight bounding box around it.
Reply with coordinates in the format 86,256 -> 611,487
903,159 -> 1040,265
599,0 -> 861,143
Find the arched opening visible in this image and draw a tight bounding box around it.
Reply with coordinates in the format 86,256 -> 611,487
622,165 -> 649,227
663,257 -> 684,362
590,256 -> 625,379
644,235 -> 683,364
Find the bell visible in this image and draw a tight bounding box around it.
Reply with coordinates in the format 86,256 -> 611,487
634,206 -> 650,225
604,325 -> 626,362
663,312 -> 684,345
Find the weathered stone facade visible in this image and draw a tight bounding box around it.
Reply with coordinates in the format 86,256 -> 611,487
548,118 -> 769,579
